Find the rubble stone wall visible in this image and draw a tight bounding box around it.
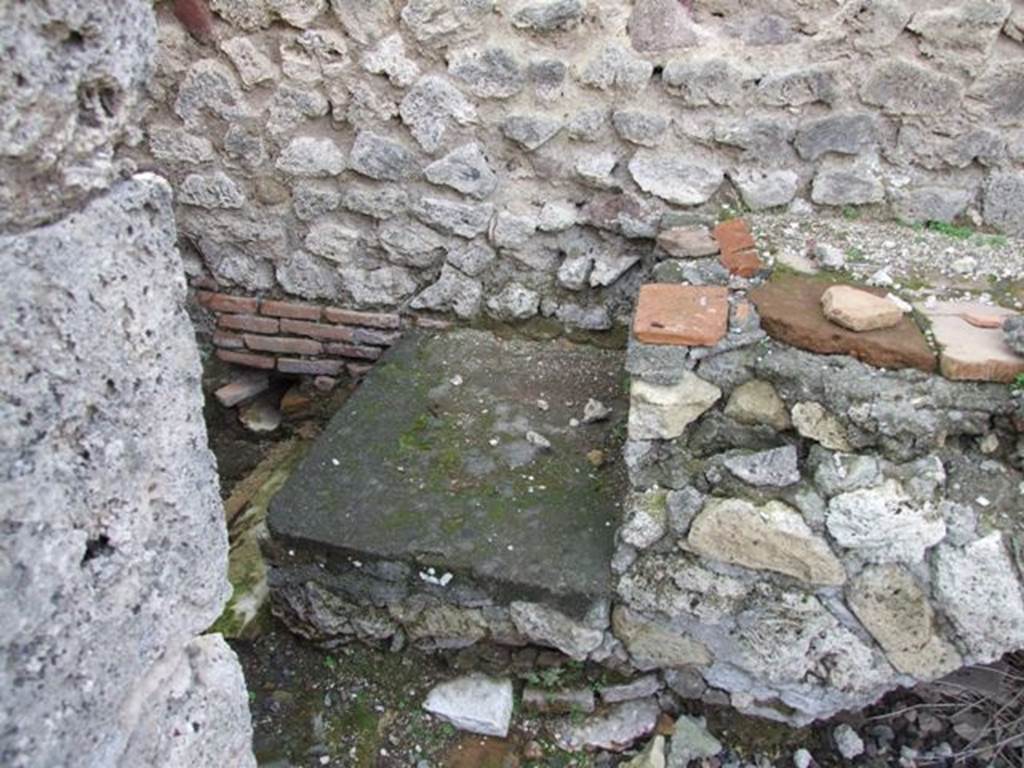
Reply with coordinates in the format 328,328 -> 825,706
140,0 -> 1024,325
0,2 -> 254,766
618,330 -> 1024,724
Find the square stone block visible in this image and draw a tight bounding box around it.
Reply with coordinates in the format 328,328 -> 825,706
632,284 -> 729,347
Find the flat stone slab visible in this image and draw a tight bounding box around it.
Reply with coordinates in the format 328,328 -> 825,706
632,284 -> 728,346
751,274 -> 936,372
268,329 -> 627,602
917,301 -> 1024,383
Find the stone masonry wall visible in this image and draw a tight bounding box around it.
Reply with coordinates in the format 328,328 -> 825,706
139,0 -> 1024,326
0,3 -> 253,766
613,223 -> 1024,725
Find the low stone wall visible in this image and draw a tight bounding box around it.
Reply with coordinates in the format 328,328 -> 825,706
261,218 -> 1024,728
139,0 -> 1024,326
610,221 -> 1024,724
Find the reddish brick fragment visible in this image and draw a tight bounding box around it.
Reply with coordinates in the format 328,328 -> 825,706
244,335 -> 323,355
216,349 -> 275,370
713,219 -> 756,254
199,292 -> 259,314
278,358 -> 343,376
213,330 -> 244,349
280,318 -> 354,342
323,307 -> 401,329
713,218 -> 763,278
218,313 -> 279,334
720,248 -> 763,278
214,374 -> 269,407
174,0 -> 215,44
325,343 -> 382,361
261,299 -> 322,321
633,284 -> 729,347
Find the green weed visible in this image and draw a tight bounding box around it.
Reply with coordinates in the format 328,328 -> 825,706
926,220 -> 973,239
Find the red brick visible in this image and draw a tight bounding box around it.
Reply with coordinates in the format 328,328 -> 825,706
216,349 -> 276,370
324,343 -> 383,361
278,358 -> 343,375
260,299 -> 322,321
323,307 -> 401,329
720,248 -> 763,278
713,219 -> 756,254
218,314 -> 279,334
199,291 -> 259,314
713,218 -> 763,278
213,330 -> 245,349
633,284 -> 729,347
280,318 -> 354,342
214,374 -> 269,407
352,328 -> 401,347
243,334 -> 323,355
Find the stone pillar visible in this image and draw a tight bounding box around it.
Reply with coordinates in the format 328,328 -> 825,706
0,2 -> 254,766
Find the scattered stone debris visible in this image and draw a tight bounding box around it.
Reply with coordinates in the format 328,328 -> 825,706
238,397 -> 282,433
554,697 -> 661,752
525,429 -> 552,450
422,675 -> 514,738
666,715 -> 723,767
623,734 -> 666,768
521,686 -> 595,714
583,397 -> 612,423
833,723 -> 866,760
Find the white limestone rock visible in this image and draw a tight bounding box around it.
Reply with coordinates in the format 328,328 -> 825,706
628,372 -> 721,440
689,498 -> 846,586
423,675 -> 514,737
932,532 -> 1024,661
826,480 -> 947,564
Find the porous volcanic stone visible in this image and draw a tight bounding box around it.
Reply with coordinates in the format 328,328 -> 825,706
750,274 -> 936,372
268,329 -> 627,605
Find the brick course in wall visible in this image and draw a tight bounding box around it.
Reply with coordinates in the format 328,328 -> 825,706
198,289 -> 402,377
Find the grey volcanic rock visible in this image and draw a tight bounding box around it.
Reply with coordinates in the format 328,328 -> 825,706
448,46 -> 525,99
501,114 -> 563,150
860,59 -> 962,115
512,0 -> 583,32
1004,315 -> 1024,355
425,143 -> 497,199
722,446 -> 800,487
795,113 -> 878,161
349,131 -> 420,181
0,174 -> 253,766
628,150 -> 724,206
